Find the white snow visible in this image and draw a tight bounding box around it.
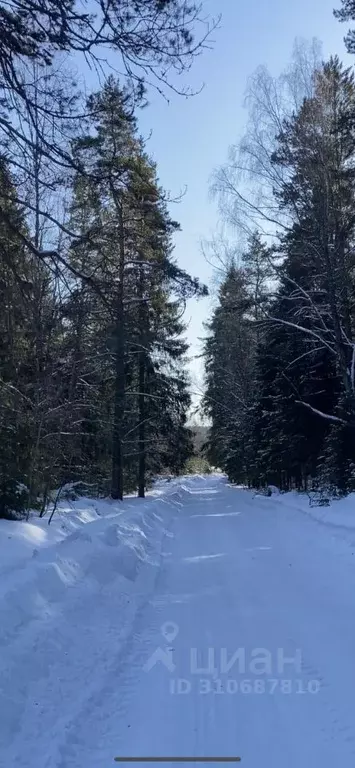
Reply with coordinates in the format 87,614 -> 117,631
2,475 -> 355,766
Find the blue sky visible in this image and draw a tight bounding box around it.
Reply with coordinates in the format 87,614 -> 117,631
127,0 -> 353,411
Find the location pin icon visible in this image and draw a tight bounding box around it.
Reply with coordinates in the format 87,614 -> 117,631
161,621 -> 179,643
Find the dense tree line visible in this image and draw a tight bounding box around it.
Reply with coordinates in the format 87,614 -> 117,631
0,1 -> 212,518
0,77 -> 205,517
204,53 -> 355,496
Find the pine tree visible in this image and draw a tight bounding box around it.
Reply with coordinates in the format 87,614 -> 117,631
335,1 -> 355,53
67,78 -> 203,498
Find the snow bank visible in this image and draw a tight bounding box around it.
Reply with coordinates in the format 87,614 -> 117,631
1,479 -> 208,757
0,481 -> 191,657
255,488 -> 355,531
0,476 -> 212,646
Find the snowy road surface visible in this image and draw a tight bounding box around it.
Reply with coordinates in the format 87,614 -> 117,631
2,475 -> 355,767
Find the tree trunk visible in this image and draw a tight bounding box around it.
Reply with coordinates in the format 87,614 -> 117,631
138,265 -> 146,498
111,204 -> 125,500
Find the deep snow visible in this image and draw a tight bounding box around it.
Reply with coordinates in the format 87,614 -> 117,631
2,476 -> 355,766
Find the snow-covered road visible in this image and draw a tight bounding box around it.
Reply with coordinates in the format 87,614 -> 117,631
3,475 -> 355,767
